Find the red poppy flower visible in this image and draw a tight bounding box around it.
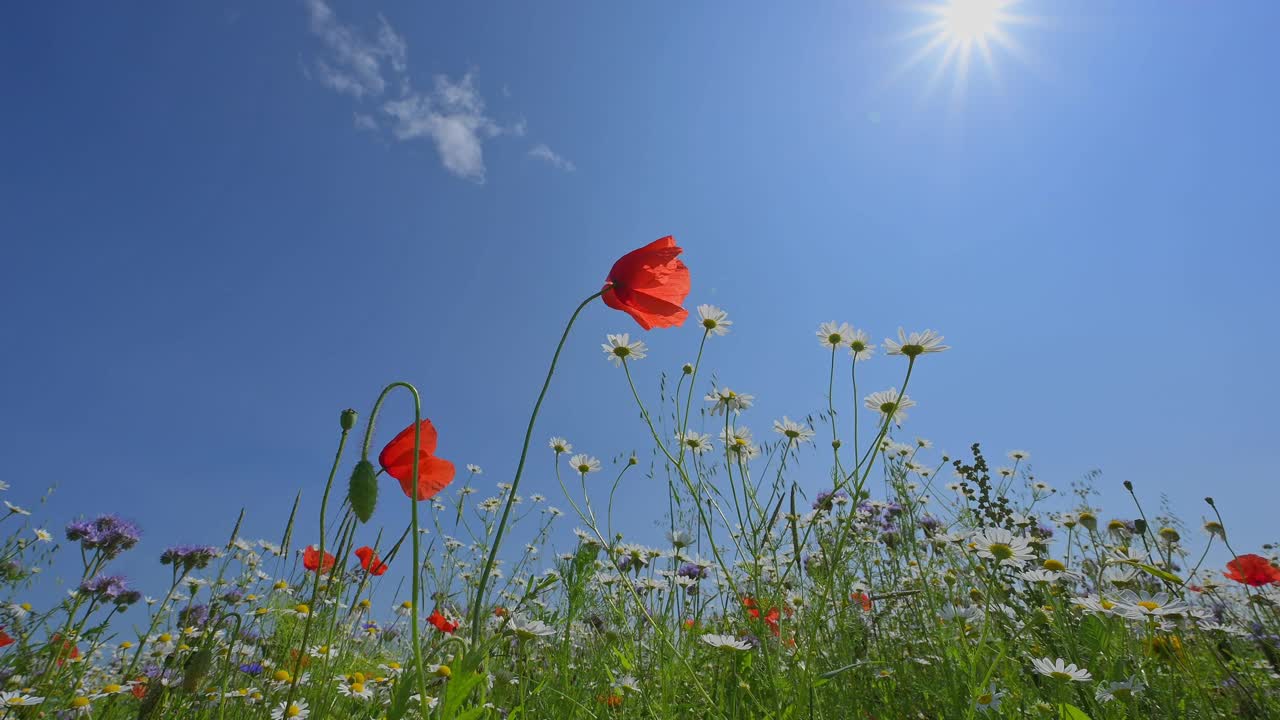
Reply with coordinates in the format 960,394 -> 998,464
427,608 -> 458,634
852,592 -> 873,612
302,545 -> 335,573
0,627 -> 13,648
1224,553 -> 1280,586
131,681 -> 148,700
601,236 -> 691,330
379,420 -> 456,501
354,546 -> 388,576
763,607 -> 781,637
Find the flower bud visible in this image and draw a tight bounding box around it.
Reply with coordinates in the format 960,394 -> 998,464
340,409 -> 358,431
348,460 -> 379,523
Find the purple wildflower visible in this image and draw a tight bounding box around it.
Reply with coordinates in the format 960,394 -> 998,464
65,515 -> 142,559
160,545 -> 220,573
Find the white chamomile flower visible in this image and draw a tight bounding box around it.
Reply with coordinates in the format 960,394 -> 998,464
697,305 -> 732,336
602,333 -> 647,365
848,328 -> 874,359
548,437 -> 572,454
568,454 -> 602,475
0,691 -> 44,707
1096,677 -> 1145,703
701,633 -> 752,651
817,322 -> 854,349
271,699 -> 309,719
706,387 -> 754,415
772,417 -> 814,443
971,527 -> 1035,568
974,683 -> 1004,712
884,327 -> 949,358
1031,657 -> 1091,682
676,431 -> 714,454
864,388 -> 916,426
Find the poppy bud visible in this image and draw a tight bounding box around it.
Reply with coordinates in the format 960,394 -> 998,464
341,409 -> 358,431
348,460 -> 379,523
182,647 -> 213,692
1132,518 -> 1147,535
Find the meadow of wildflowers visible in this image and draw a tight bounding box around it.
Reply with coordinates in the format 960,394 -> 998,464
2,236 -> 1279,719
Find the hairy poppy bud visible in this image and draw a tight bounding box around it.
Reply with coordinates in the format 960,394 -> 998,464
341,408 -> 358,431
1132,518 -> 1147,535
182,647 -> 213,692
348,460 -> 379,523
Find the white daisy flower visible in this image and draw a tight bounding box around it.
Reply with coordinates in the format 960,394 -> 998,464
271,699 -> 309,719
701,633 -> 752,651
971,527 -> 1035,568
848,328 -> 874,359
1031,657 -> 1091,682
1096,677 -> 1145,703
772,417 -> 814,443
602,334 -> 647,365
864,388 -> 916,426
568,454 -> 602,475
817,322 -> 854,349
676,431 -> 714,454
884,327 -> 949,358
706,387 -> 754,415
697,305 -> 732,336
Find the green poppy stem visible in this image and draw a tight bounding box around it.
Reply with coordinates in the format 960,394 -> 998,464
360,381 -> 431,715
470,290 -> 603,644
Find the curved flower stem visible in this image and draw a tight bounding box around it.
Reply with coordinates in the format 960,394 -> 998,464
358,381 -> 431,713
470,290 -> 603,645
286,416 -> 352,706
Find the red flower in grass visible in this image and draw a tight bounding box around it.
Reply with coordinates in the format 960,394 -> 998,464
302,545 -> 335,573
852,592 -> 873,612
0,627 -> 13,648
1224,553 -> 1280,586
379,420 -> 456,501
601,236 -> 691,330
427,609 -> 458,634
354,546 -> 388,576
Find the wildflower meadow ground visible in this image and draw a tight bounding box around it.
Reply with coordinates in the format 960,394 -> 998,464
2,236 -> 1278,719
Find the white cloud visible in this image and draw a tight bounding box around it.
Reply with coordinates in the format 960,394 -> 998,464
528,143 -> 576,172
303,0 -> 511,183
383,75 -> 501,183
304,0 -> 404,100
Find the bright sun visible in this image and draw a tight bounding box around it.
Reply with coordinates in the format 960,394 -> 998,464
897,0 -> 1029,100
941,0 -> 1003,43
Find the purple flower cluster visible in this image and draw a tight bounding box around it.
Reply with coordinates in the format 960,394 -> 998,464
677,563 -> 709,580
919,514 -> 942,534
178,604 -> 210,628
812,489 -> 849,511
160,544 -> 220,573
79,574 -> 142,606
65,515 -> 142,559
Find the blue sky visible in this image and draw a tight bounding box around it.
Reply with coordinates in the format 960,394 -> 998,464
2,1 -> 1277,605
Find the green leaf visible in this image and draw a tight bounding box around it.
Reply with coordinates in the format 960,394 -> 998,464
1058,703 -> 1092,720
1137,562 -> 1182,585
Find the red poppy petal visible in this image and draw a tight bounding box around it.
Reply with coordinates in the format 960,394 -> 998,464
378,420 -> 440,470
605,236 -> 680,284
396,455 -> 456,501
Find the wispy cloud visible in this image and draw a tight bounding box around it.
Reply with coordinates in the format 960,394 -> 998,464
304,0 -> 404,100
528,144 -> 576,172
302,0 -> 525,184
